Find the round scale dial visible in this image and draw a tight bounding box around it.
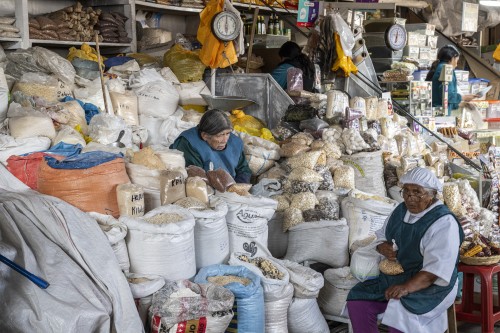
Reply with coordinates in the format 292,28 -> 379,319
385,24 -> 407,51
212,11 -> 241,42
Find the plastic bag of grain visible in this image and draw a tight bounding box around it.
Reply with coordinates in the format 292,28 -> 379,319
284,219 -> 349,268
159,169 -> 186,205
341,189 -> 398,250
110,90 -> 139,126
89,212 -> 130,271
7,104 -> 56,140
318,267 -> 358,316
116,183 -> 145,217
216,192 -> 277,257
11,72 -> 59,103
121,205 -> 196,280
37,154 -> 130,217
229,251 -> 293,333
190,197 -> 230,269
152,146 -> 185,170
341,150 -> 386,197
350,240 -> 383,282
149,279 -> 234,333
57,100 -> 88,134
88,113 -> 132,147
195,264 -> 265,333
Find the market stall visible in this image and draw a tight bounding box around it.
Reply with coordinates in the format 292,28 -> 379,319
0,1 -> 500,332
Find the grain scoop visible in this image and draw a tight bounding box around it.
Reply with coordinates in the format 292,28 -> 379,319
111,130 -> 125,148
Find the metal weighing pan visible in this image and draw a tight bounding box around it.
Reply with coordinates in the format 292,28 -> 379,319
201,94 -> 257,112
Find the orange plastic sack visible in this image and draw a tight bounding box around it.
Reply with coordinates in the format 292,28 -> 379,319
494,44 -> 500,62
37,158 -> 130,217
7,153 -> 65,190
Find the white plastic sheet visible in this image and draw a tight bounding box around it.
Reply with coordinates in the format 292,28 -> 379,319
0,170 -> 143,332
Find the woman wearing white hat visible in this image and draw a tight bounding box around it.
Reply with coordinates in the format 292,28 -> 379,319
346,167 -> 464,333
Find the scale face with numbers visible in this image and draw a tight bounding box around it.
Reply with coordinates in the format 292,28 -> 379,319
384,24 -> 407,51
212,10 -> 241,42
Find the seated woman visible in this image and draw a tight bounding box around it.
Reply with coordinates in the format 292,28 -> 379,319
346,167 -> 464,333
170,109 -> 252,183
271,41 -> 316,92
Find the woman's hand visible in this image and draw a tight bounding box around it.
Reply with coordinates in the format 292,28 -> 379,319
376,241 -> 397,261
385,284 -> 410,300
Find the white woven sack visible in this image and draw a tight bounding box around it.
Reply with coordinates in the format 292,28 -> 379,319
134,80 -> 179,119
139,114 -> 164,146
90,212 -> 130,272
318,267 -> 359,316
341,190 -> 397,250
287,298 -> 329,333
176,81 -> 210,105
284,219 -> 349,268
125,273 -> 165,299
0,135 -> 51,165
216,192 -> 277,258
267,212 -> 288,259
121,205 -> 196,280
265,282 -> 293,333
159,115 -> 197,148
277,259 -> 324,298
190,197 -> 230,269
9,114 -> 56,140
125,162 -> 162,191
341,150 -> 386,197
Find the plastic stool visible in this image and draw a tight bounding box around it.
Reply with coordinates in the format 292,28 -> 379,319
455,263 -> 500,333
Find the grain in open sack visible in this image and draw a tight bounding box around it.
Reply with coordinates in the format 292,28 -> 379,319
333,165 -> 355,190
288,166 -> 324,182
272,194 -> 290,211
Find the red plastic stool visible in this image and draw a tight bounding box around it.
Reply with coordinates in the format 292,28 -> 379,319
455,263 -> 500,333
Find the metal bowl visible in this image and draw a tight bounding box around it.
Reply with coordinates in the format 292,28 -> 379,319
200,94 -> 257,111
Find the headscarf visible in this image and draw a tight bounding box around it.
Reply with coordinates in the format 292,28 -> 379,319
400,167 -> 443,192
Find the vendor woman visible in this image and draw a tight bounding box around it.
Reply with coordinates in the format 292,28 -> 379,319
170,109 -> 252,184
346,167 -> 464,333
271,41 -> 316,92
426,45 -> 477,111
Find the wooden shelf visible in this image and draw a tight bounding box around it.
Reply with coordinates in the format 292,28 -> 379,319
135,0 -> 203,14
30,39 -> 132,48
233,2 -> 298,14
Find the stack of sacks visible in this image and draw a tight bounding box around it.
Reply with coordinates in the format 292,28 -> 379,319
96,12 -> 131,44
160,67 -> 210,112
318,266 -> 359,317
126,146 -> 185,212
236,131 -> 281,177
129,68 -> 182,146
0,16 -> 19,38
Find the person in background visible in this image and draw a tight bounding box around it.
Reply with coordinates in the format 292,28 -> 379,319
170,109 -> 251,183
426,45 -> 477,111
346,167 -> 464,333
271,41 -> 316,92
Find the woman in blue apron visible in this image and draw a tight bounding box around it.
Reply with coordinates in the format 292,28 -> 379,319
171,109 -> 251,183
347,167 -> 464,333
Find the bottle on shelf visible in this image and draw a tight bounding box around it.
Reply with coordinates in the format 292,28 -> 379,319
261,16 -> 266,35
273,15 -> 279,35
268,13 -> 275,35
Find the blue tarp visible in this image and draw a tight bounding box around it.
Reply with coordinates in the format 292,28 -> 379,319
61,96 -> 99,124
44,151 -> 123,169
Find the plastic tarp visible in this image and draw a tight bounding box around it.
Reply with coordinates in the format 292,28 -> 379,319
0,165 -> 143,332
